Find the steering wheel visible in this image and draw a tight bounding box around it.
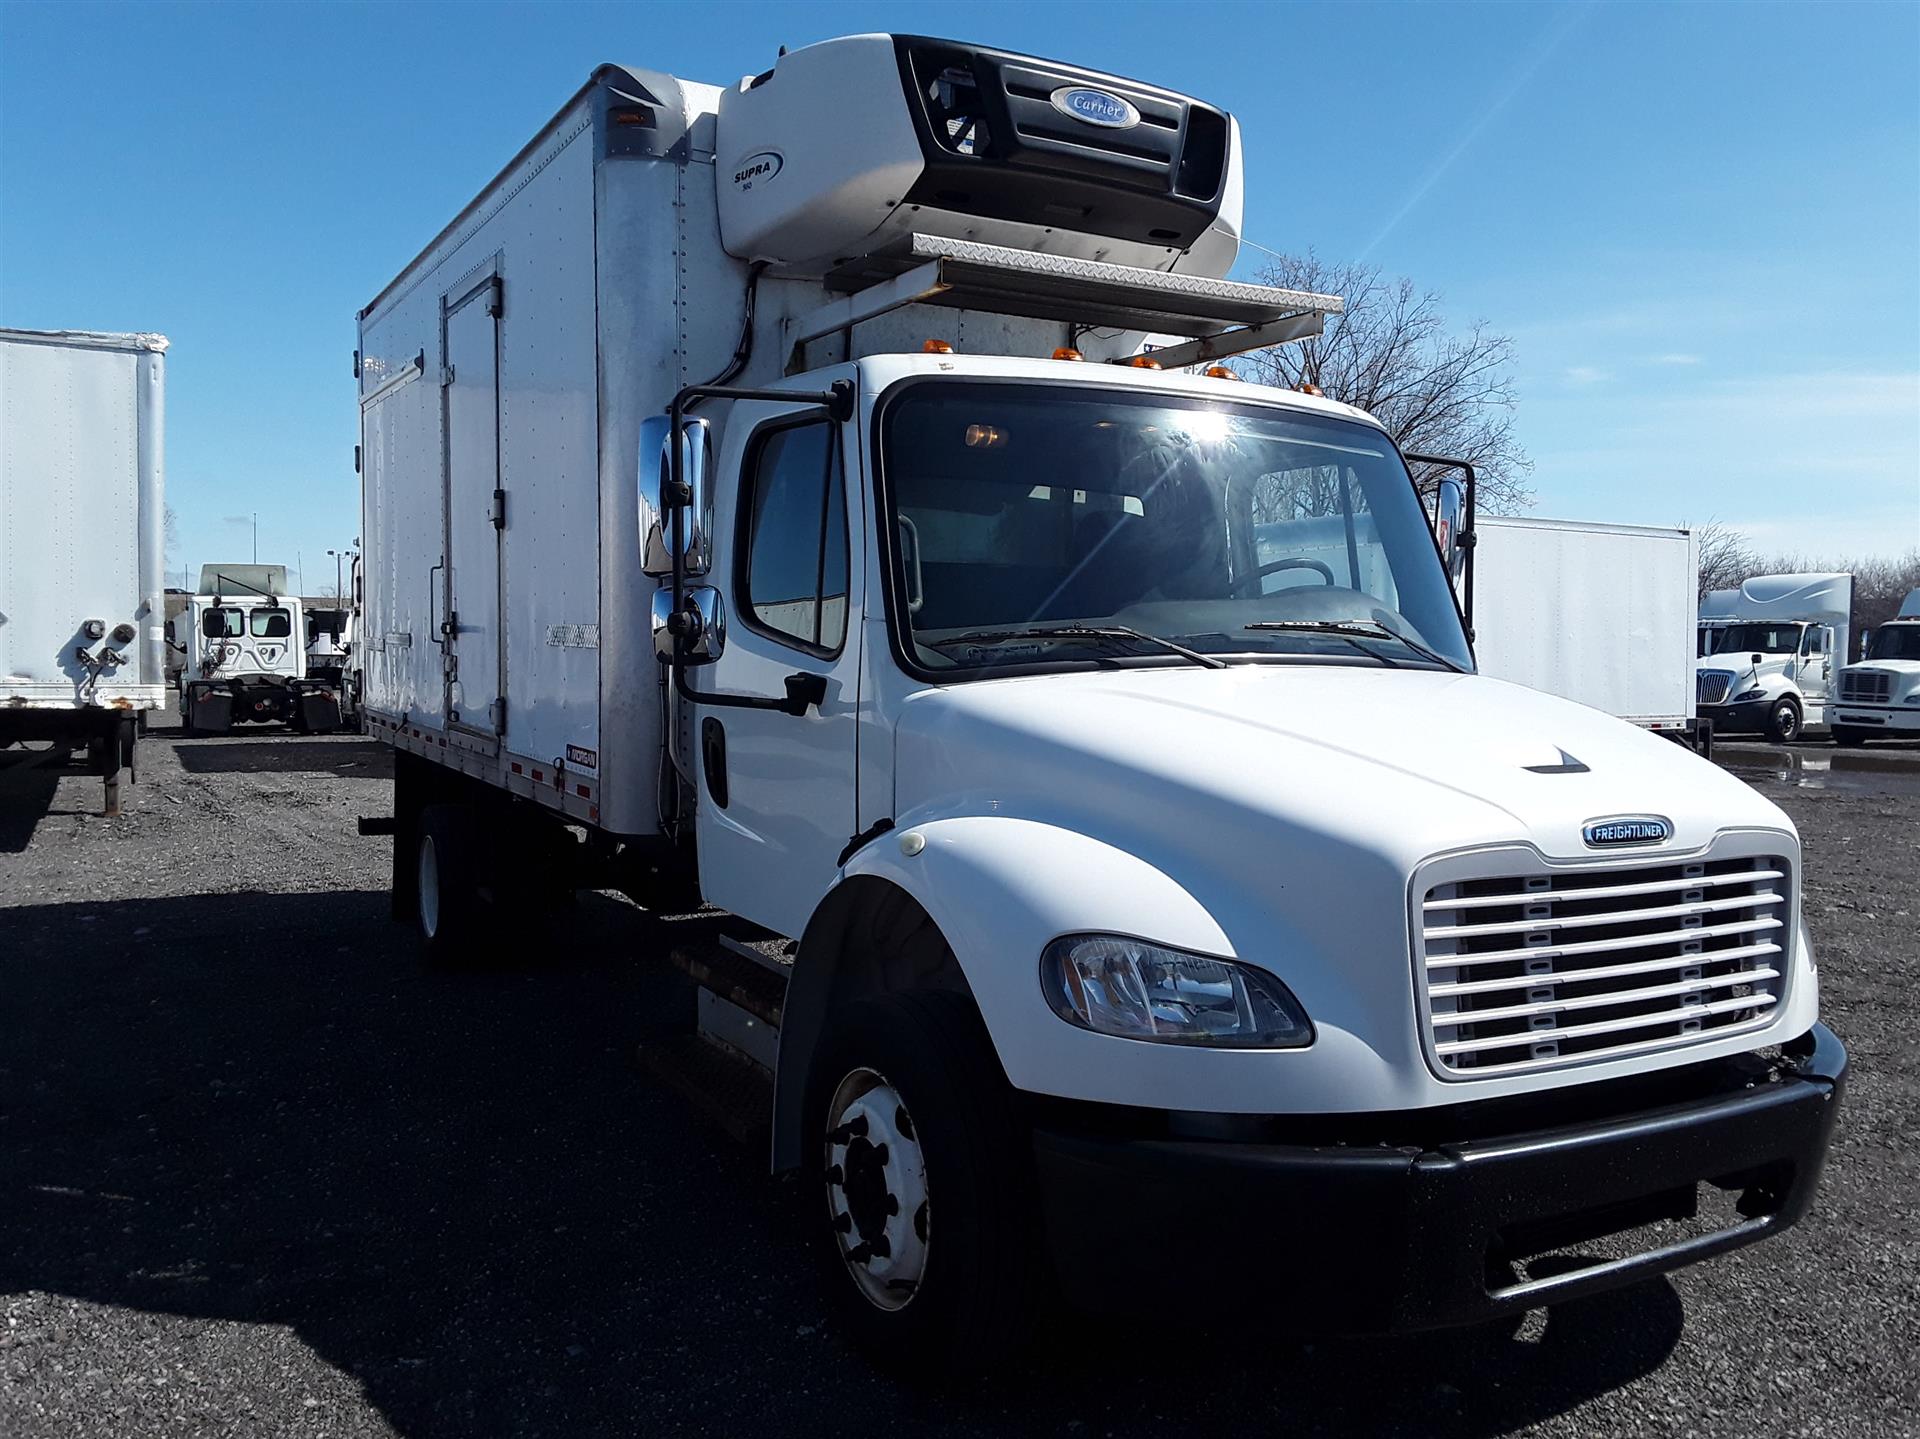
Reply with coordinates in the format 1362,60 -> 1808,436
1257,556 -> 1337,586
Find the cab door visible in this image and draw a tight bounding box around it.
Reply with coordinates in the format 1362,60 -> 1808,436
693,399 -> 863,939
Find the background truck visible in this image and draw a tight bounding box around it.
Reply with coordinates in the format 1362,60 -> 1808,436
1468,515 -> 1702,746
170,562 -> 345,735
1696,572 -> 1852,743
357,33 -> 1841,1363
0,327 -> 169,816
1833,587 -> 1920,744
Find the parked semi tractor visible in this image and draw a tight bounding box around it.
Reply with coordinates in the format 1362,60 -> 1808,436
1833,588 -> 1920,744
356,35 -> 1843,1361
170,563 -> 344,735
1467,515 -> 1702,748
0,328 -> 169,816
1696,573 -> 1851,743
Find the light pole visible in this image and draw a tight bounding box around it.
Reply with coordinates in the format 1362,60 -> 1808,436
251,512 -> 258,563
327,549 -> 343,601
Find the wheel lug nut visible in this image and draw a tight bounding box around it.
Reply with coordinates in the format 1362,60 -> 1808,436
825,1163 -> 843,1185
885,1194 -> 899,1217
832,1211 -> 852,1233
872,1143 -> 888,1164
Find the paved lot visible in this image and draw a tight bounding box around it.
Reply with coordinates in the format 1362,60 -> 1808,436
2,715 -> 1916,1437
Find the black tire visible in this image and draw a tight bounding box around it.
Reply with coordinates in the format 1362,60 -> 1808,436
415,803 -> 481,960
1765,697 -> 1802,744
1832,724 -> 1867,747
806,989 -> 1044,1370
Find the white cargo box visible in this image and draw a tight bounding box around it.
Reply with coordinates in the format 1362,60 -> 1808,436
0,328 -> 169,714
1472,515 -> 1698,729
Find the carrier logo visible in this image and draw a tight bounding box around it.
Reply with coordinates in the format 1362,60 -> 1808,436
1582,815 -> 1673,848
1050,86 -> 1141,130
731,151 -> 783,191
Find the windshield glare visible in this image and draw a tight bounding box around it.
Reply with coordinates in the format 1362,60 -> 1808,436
1711,623 -> 1804,655
882,384 -> 1471,672
1866,625 -> 1920,661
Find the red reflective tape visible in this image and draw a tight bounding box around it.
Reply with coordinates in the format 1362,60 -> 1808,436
510,762 -> 523,774
576,784 -> 589,797
532,769 -> 543,782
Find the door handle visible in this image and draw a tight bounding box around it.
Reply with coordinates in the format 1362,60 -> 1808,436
429,561 -> 445,647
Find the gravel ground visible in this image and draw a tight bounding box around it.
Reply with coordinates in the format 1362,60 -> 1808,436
2,713 -> 1916,1438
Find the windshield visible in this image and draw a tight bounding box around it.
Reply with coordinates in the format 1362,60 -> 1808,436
1865,625 -> 1920,661
1710,623 -> 1804,656
881,383 -> 1471,673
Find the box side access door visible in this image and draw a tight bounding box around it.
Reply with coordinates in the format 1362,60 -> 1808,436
442,273 -> 505,737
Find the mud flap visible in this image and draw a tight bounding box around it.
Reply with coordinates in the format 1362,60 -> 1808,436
298,691 -> 342,733
191,689 -> 233,736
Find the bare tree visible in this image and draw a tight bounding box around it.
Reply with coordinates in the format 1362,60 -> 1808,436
1692,519 -> 1759,600
1242,254 -> 1534,513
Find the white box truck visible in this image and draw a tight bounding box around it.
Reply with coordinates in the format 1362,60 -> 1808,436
1833,587 -> 1920,744
357,34 -> 1842,1362
1696,573 -> 1852,743
0,328 -> 168,815
1469,516 -> 1702,746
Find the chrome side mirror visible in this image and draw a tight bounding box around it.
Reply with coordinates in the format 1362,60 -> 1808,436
678,418 -> 713,577
639,416 -> 673,577
650,586 -> 725,665
639,416 -> 714,577
1434,475 -> 1466,585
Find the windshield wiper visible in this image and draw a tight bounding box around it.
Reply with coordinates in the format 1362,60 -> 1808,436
928,624 -> 1227,670
1243,620 -> 1463,671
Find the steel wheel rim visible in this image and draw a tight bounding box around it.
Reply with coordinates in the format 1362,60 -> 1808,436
417,835 -> 441,940
824,1067 -> 929,1312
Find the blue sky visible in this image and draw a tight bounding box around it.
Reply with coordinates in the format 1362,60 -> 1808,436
3,0 -> 1915,589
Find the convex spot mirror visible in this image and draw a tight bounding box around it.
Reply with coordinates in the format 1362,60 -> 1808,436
639,416 -> 714,578
650,586 -> 725,665
1433,475 -> 1467,586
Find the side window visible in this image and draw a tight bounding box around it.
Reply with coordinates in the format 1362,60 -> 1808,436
1805,628 -> 1825,656
740,420 -> 849,654
250,607 -> 291,639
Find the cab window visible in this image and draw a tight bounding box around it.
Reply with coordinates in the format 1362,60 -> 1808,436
739,420 -> 848,654
250,607 -> 291,639
201,606 -> 244,639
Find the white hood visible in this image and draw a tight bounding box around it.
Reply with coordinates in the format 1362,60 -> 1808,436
895,664 -> 1790,873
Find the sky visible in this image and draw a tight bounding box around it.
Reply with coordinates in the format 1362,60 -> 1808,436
3,0 -> 1916,590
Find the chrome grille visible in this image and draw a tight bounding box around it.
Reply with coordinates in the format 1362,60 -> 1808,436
1840,670 -> 1892,703
1418,853 -> 1788,1079
1697,671 -> 1733,705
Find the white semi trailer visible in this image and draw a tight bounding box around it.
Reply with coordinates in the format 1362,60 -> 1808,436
1467,516 -> 1702,747
1696,573 -> 1852,743
0,328 -> 169,816
356,34 -> 1843,1362
1833,587 -> 1920,744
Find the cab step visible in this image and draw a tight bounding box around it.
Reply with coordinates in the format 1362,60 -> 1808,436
663,925 -> 792,1028
634,1033 -> 772,1146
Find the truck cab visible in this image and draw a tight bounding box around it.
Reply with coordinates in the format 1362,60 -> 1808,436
1833,588 -> 1920,744
174,590 -> 342,735
358,33 -> 1843,1365
1695,573 -> 1852,743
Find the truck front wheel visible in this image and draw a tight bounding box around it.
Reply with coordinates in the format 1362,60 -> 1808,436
808,990 -> 1043,1369
1766,696 -> 1802,744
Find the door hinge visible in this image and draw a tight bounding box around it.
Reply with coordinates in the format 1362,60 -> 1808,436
490,697 -> 507,731
440,364 -> 456,387
352,349 -> 361,380
491,489 -> 507,529
354,443 -> 362,475
485,276 -> 504,318
441,610 -> 458,638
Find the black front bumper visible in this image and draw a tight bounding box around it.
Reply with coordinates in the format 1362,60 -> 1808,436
1698,699 -> 1772,734
1032,1025 -> 1845,1333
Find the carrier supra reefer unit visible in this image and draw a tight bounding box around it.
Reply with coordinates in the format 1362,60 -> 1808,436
357,33 -> 1841,1364
0,328 -> 168,816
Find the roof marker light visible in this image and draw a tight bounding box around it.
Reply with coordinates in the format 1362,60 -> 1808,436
1206,366 -> 1239,380
1126,355 -> 1163,369
1052,347 -> 1084,361
922,339 -> 955,354
1296,382 -> 1324,396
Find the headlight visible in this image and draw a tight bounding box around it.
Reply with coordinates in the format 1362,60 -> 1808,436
1041,935 -> 1312,1048
1732,687 -> 1767,702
